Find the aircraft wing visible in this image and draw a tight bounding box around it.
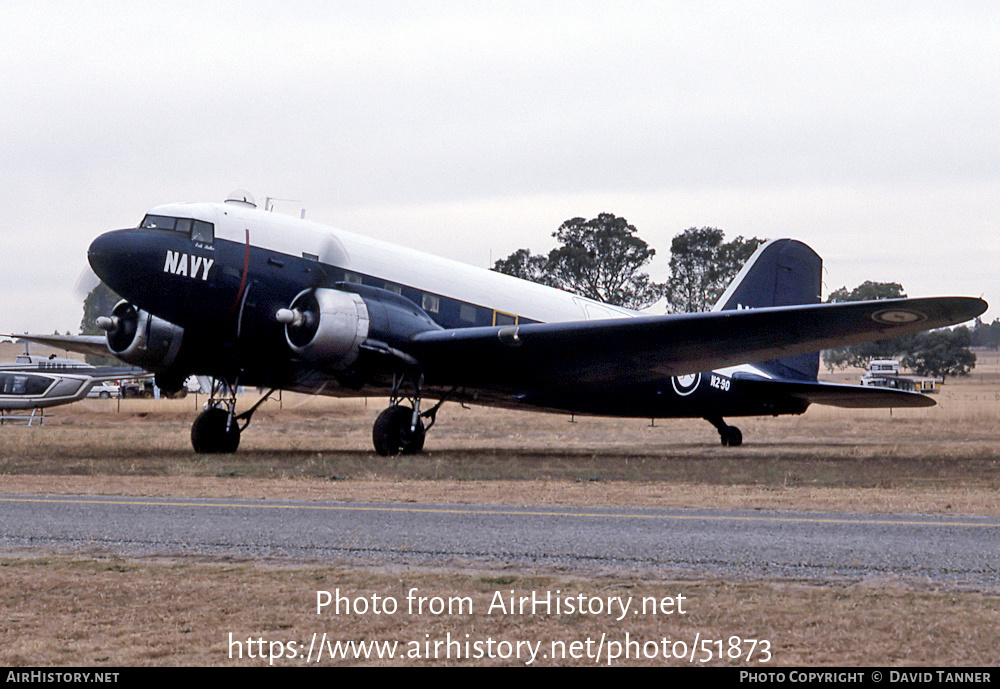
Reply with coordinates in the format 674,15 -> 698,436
76,365 -> 153,380
733,377 -> 936,408
8,334 -> 115,361
407,296 -> 986,391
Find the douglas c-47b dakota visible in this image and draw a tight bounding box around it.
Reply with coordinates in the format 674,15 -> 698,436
26,192 -> 987,453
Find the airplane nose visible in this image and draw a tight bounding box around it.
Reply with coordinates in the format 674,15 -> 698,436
87,231 -> 119,284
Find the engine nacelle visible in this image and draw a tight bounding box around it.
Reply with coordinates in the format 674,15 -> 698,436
99,300 -> 185,372
280,288 -> 370,369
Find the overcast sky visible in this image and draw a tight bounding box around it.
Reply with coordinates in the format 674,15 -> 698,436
1,1 -> 997,335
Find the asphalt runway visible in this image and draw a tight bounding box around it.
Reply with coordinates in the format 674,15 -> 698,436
2,494 -> 999,588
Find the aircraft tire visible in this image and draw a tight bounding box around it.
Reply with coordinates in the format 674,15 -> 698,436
721,426 -> 743,447
191,408 -> 241,453
372,405 -> 425,456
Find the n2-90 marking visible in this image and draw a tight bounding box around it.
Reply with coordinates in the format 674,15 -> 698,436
710,374 -> 730,392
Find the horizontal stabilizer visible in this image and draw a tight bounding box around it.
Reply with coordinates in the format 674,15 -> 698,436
735,377 -> 936,408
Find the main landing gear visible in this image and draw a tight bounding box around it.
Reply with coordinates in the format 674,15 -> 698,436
190,378 -> 275,453
188,371 -> 447,455
372,373 -> 449,456
373,405 -> 425,456
705,415 -> 743,447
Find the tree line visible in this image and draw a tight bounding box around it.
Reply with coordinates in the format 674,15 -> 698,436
492,214 -> 763,313
821,281 -> 976,379
967,317 -> 1000,350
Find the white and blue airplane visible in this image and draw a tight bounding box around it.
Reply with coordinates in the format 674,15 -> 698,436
0,353 -> 144,415
25,192 -> 986,453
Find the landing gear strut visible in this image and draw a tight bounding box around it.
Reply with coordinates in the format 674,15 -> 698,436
706,415 -> 743,447
372,372 -> 450,456
191,378 -> 275,453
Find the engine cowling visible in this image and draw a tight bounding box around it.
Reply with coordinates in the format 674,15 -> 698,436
279,288 -> 369,369
98,300 -> 185,372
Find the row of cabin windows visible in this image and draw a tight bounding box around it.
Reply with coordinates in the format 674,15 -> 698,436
423,292 -> 517,325
342,271 -> 520,327
421,289 -> 517,325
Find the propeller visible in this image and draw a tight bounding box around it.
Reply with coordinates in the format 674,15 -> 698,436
76,264 -> 125,338
278,291 -> 322,348
73,265 -> 100,303
274,232 -> 345,340
100,302 -> 139,352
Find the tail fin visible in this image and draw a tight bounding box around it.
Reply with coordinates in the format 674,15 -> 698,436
712,239 -> 823,381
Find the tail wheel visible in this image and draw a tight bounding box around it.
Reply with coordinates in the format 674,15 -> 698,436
706,416 -> 743,447
373,405 -> 425,456
721,426 -> 743,447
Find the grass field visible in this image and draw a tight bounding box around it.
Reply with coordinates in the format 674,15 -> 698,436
1,345 -> 999,666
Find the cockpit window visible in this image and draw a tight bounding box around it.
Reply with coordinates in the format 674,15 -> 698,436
140,215 -> 214,243
141,215 -> 177,230
192,220 -> 214,243
0,373 -> 52,396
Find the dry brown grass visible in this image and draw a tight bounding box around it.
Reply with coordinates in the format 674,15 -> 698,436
2,370 -> 998,515
3,557 -> 998,667
3,345 -> 1000,666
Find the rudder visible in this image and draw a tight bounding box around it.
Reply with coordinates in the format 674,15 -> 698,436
712,239 -> 822,381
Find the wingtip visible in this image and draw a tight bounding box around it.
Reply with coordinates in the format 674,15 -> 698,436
948,295 -> 988,323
